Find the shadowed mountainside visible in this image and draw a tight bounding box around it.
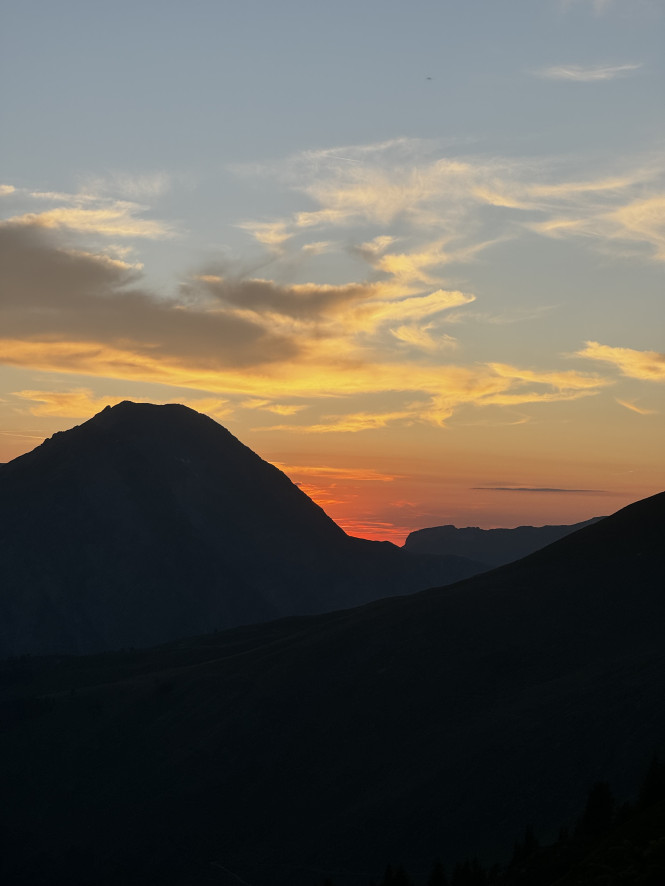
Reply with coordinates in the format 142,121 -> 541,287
403,516 -> 604,568
0,401 -> 483,656
0,490 -> 663,885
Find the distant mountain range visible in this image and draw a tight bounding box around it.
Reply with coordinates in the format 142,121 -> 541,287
1,488 -> 663,885
0,401 -> 484,656
404,517 -> 605,568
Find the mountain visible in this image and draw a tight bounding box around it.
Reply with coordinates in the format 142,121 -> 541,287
403,516 -> 604,568
0,401 -> 483,656
1,490 -> 663,885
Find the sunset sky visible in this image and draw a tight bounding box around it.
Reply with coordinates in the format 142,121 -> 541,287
1,0 -> 663,542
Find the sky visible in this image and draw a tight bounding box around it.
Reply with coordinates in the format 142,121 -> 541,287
1,0 -> 663,542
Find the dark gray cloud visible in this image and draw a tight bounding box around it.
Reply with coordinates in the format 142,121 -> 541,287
188,273 -> 370,320
0,222 -> 299,368
473,486 -> 614,494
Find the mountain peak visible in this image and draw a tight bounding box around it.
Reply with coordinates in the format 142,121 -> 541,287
0,402 -> 484,655
91,399 -> 210,427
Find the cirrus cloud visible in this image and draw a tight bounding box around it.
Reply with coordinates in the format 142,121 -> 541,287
536,62 -> 642,81
576,341 -> 665,380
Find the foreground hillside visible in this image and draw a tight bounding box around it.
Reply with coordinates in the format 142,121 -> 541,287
1,491 -> 663,885
0,401 -> 482,656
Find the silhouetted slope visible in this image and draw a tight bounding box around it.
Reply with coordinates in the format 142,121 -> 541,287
403,517 -> 604,567
0,401 -> 482,655
0,491 -> 663,886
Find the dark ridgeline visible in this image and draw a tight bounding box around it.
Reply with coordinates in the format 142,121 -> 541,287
403,517 -> 605,568
0,488 -> 663,886
0,401 -> 483,656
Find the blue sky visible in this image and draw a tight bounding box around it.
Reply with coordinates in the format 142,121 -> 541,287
1,0 -> 663,540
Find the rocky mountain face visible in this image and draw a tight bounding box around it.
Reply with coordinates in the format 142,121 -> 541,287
1,490 -> 663,885
403,516 -> 604,567
0,401 -> 482,656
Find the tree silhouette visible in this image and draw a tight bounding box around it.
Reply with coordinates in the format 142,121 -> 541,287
577,781 -> 615,839
638,753 -> 665,809
427,860 -> 448,886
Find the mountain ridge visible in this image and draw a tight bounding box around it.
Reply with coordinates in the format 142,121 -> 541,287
0,401 -> 484,656
403,516 -> 605,568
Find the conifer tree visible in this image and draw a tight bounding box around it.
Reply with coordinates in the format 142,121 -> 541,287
427,860 -> 448,886
577,781 -> 615,839
638,753 -> 665,808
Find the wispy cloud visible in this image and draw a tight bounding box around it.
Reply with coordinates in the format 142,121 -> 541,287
576,341 -> 665,381
262,408 -> 421,434
0,185 -> 16,197
615,398 -> 658,415
80,171 -> 172,200
272,463 -> 398,482
236,220 -> 292,250
12,388 -> 232,421
234,138 -> 665,265
7,204 -> 174,240
12,389 -> 127,417
473,486 -> 612,494
536,63 -> 641,81
390,324 -> 457,352
526,182 -> 665,261
3,177 -> 176,242
240,398 -> 306,416
604,195 -> 665,260
561,0 -> 614,15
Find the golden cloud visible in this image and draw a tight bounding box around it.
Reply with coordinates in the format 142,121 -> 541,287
577,341 -> 665,381
350,289 -> 475,332
489,363 -> 610,390
0,221 -> 612,432
605,195 -> 665,260
12,389 -> 127,417
240,399 -> 306,415
615,398 -> 657,415
262,408 -> 420,434
7,204 -> 174,239
390,324 -> 457,352
12,388 -> 232,421
236,220 -> 292,248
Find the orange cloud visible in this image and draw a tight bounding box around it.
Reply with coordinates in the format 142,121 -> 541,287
273,463 -> 398,482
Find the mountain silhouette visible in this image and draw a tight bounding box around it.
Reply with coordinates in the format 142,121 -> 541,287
0,401 -> 482,656
1,490 -> 663,885
403,516 -> 604,567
